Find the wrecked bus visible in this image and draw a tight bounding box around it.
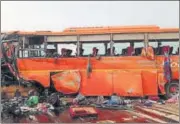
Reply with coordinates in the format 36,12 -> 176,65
1,25 -> 179,98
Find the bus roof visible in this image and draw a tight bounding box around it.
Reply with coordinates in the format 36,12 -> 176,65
2,25 -> 179,36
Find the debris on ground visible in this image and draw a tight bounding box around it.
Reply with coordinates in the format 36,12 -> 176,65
148,96 -> 160,101
96,96 -> 105,105
29,115 -> 38,122
166,94 -> 179,104
157,99 -> 165,105
26,96 -> 39,107
1,90 -> 8,99
103,93 -> 124,105
73,93 -> 86,105
14,89 -> 21,98
93,94 -> 134,110
48,93 -> 60,106
96,120 -> 116,123
69,106 -> 98,118
144,100 -> 154,107
1,89 -> 179,123
1,91 -> 59,123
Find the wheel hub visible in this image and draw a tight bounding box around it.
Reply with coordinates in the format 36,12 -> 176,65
170,86 -> 177,93
169,84 -> 179,96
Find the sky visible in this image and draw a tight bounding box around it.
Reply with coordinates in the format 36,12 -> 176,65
1,1 -> 179,32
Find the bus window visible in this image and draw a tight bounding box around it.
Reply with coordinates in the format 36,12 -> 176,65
57,43 -> 77,57
18,36 -> 45,58
18,49 -> 45,58
106,43 -> 111,56
113,42 -> 129,56
113,41 -> 144,56
29,45 -> 45,57
149,40 -> 179,55
134,41 -> 144,56
46,44 -> 57,57
81,43 -> 106,56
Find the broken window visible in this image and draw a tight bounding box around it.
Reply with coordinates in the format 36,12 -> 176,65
57,43 -> 77,57
113,41 -> 144,56
149,40 -> 179,55
81,42 -> 107,56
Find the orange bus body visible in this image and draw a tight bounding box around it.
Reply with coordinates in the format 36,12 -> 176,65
16,55 -> 178,97
3,25 -> 179,97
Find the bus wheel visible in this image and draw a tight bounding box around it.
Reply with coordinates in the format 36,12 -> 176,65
166,81 -> 179,99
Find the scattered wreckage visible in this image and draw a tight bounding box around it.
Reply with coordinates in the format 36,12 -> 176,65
1,91 -> 179,123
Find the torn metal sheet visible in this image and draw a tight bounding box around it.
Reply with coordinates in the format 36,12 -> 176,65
51,70 -> 81,94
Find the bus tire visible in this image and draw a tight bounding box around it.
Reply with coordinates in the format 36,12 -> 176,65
165,80 -> 179,99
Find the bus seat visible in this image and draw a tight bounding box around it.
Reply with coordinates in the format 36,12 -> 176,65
169,47 -> 173,55
61,48 -> 67,57
134,48 -> 138,55
66,49 -> 73,57
112,47 -> 115,56
106,47 -> 115,56
126,46 -> 134,56
176,47 -> 179,54
92,47 -> 99,56
135,47 -> 142,56
121,48 -> 127,55
152,47 -> 156,54
156,47 -> 162,55
106,48 -> 111,55
80,48 -> 84,56
161,46 -> 170,55
139,47 -> 143,55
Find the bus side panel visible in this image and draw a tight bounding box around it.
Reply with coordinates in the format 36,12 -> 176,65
157,71 -> 178,95
172,70 -> 179,80
19,71 -> 50,88
17,59 -> 50,88
155,55 -> 179,94
171,56 -> 179,80
79,70 -> 113,96
156,55 -> 179,80
113,70 -> 143,96
157,73 -> 166,94
141,70 -> 158,96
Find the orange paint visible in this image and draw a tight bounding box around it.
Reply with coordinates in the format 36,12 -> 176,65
16,54 -> 178,96
4,25 -> 178,36
51,71 -> 81,94
141,70 -> 158,95
19,71 -> 50,87
155,55 -> 179,94
80,71 -> 113,96
113,70 -> 143,96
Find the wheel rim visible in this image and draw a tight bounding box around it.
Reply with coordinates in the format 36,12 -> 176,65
170,86 -> 177,93
169,84 -> 179,96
